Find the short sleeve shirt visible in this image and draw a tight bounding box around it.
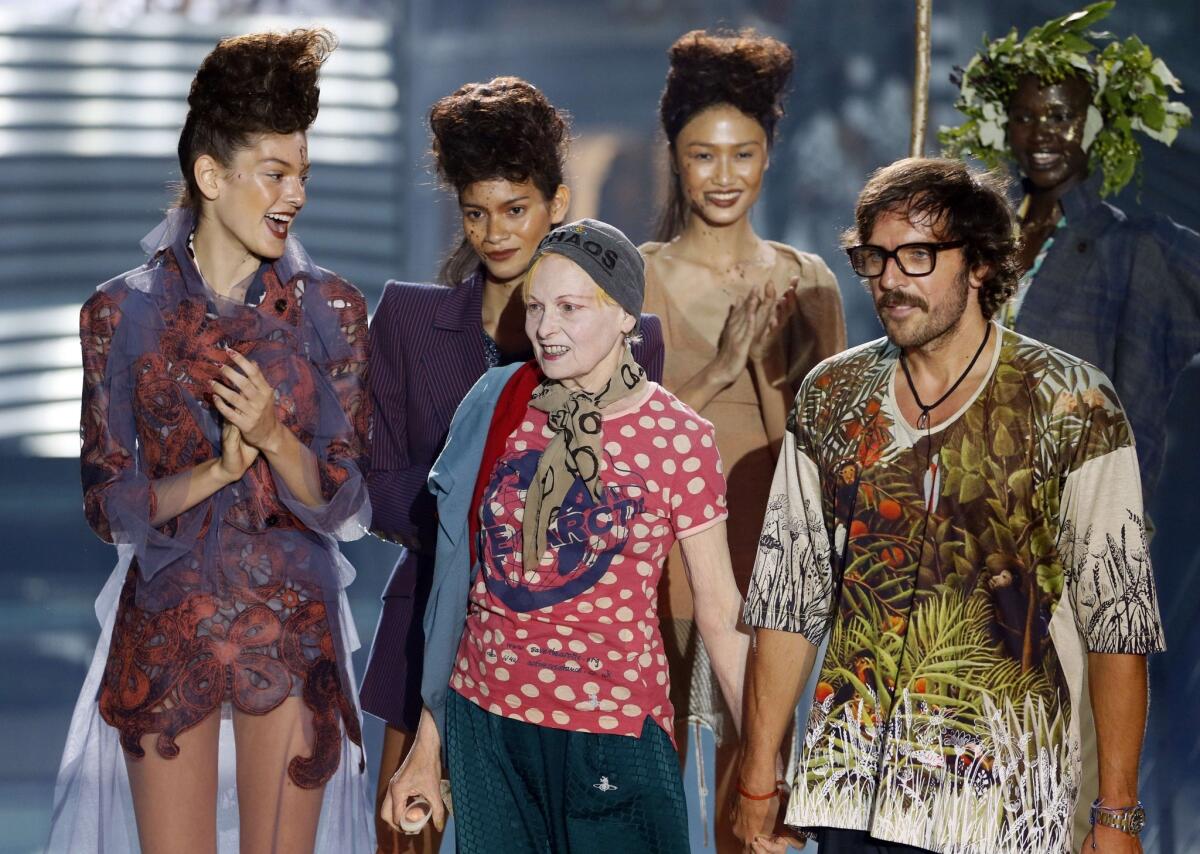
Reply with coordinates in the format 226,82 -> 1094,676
743,326 -> 1164,854
451,383 -> 727,739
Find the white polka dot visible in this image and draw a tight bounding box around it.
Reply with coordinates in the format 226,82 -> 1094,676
684,419 -> 699,431
616,606 -> 634,621
554,685 -> 576,702
505,694 -> 521,709
636,561 -> 654,577
673,435 -> 691,453
596,597 -> 613,609
526,708 -> 545,724
647,479 -> 659,491
656,671 -> 667,685
552,710 -> 571,725
548,639 -> 562,651
494,667 -> 510,682
622,704 -> 643,717
598,716 -> 619,730
700,433 -> 713,447
605,442 -> 622,456
624,669 -> 639,681
634,453 -> 650,468
688,476 -> 708,495
556,624 -> 573,636
608,650 -> 623,661
516,629 -> 528,639
584,681 -> 600,695
521,421 -> 534,432
521,684 -> 540,698
638,416 -> 655,429
620,424 -> 636,438
638,652 -> 652,667
588,632 -> 605,643
649,398 -> 665,412
612,686 -> 632,700
657,416 -> 676,430
678,515 -> 692,528
618,628 -> 634,642
632,542 -> 650,554
538,669 -> 556,683
653,436 -> 668,449
632,523 -> 650,538
619,588 -> 634,600
682,457 -> 701,473
514,440 -> 527,451
569,639 -> 587,653
578,601 -> 594,613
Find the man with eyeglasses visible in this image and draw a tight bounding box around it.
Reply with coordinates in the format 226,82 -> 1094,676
732,158 -> 1163,854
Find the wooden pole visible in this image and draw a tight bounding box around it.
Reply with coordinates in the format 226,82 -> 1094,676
910,0 -> 933,157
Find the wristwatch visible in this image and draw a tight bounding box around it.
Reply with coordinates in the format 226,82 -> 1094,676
1089,798 -> 1146,836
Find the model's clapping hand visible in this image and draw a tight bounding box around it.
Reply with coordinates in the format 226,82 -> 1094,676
748,277 -> 799,364
216,419 -> 259,484
210,349 -> 283,453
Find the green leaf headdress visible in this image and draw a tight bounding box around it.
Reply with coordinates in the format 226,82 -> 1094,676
938,1 -> 1191,197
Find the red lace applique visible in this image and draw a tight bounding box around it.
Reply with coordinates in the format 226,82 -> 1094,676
99,567 -> 362,788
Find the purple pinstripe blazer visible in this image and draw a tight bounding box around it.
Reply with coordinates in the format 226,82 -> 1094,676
366,270 -> 665,596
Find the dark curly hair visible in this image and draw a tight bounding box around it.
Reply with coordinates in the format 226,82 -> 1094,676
429,77 -> 570,284
655,29 -> 794,241
844,158 -> 1020,321
175,28 -> 335,211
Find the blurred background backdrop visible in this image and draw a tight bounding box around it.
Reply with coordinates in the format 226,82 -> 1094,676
0,1 -> 1195,852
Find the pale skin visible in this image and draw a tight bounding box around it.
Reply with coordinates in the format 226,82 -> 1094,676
647,104 -> 803,457
125,131 -> 331,854
371,177 -> 569,854
381,260 -> 751,837
733,211 -> 1150,854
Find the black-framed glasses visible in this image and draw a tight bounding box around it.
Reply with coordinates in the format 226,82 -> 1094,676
845,241 -> 965,277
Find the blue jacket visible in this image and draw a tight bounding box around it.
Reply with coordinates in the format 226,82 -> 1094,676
1015,175 -> 1200,502
419,362 -> 524,741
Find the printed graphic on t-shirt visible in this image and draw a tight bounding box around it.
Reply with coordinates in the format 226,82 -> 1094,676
480,449 -> 647,612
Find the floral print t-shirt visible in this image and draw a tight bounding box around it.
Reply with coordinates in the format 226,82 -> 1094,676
744,325 -> 1164,854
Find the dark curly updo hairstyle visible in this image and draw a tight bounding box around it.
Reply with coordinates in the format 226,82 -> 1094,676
175,28 -> 335,212
844,158 -> 1020,320
655,29 -> 794,241
429,77 -> 570,284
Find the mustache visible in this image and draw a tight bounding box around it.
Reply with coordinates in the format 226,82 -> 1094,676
876,291 -> 928,311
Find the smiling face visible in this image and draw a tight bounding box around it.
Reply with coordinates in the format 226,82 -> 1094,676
524,254 -> 635,393
864,209 -> 983,350
673,103 -> 768,227
1007,74 -> 1091,192
460,178 -> 569,284
197,131 -> 309,261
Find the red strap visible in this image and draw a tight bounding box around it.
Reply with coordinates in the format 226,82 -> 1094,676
467,362 -> 542,567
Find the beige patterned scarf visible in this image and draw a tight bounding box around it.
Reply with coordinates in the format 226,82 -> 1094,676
522,347 -> 646,569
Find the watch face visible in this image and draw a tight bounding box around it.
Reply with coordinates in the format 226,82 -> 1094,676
1128,807 -> 1146,834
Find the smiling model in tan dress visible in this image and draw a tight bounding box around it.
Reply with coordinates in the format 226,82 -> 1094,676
641,29 -> 846,851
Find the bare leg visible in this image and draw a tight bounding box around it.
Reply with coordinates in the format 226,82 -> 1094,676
233,697 -> 327,854
124,711 -> 221,854
375,724 -> 444,854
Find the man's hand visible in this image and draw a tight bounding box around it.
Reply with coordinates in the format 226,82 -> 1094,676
380,710 -> 446,835
1080,824 -> 1143,854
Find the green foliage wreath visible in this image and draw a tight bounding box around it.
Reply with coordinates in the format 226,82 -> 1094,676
938,1 -> 1191,196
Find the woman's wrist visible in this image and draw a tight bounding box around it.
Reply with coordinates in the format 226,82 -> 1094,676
205,456 -> 239,488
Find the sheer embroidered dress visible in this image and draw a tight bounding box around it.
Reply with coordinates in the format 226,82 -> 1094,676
47,208 -> 375,853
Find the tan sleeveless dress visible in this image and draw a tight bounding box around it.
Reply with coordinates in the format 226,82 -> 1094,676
641,240 -> 847,741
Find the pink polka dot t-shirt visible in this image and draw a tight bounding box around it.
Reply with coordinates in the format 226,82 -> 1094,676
450,382 -> 727,740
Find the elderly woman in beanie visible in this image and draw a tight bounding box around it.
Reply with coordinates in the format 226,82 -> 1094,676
382,219 -> 750,853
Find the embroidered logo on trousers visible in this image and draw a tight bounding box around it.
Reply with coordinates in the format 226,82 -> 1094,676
593,776 -> 618,792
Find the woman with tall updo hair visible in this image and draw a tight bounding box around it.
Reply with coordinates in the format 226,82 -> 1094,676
641,29 -> 847,850
359,77 -> 663,853
47,29 -> 374,854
